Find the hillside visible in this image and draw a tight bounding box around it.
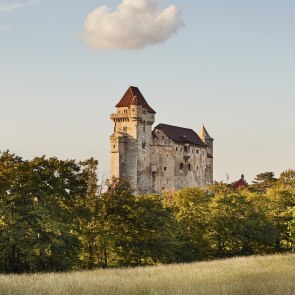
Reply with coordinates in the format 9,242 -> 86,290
0,254 -> 294,295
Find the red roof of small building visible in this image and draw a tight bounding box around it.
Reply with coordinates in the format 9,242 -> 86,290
115,86 -> 156,114
154,123 -> 207,146
232,174 -> 248,190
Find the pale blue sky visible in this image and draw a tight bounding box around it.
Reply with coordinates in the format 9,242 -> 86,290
0,0 -> 294,183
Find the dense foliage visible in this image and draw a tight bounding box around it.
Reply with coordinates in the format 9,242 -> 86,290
0,151 -> 294,273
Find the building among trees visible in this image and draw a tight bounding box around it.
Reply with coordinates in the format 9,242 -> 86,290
110,86 -> 214,194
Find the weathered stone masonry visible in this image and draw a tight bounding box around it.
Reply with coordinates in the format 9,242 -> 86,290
110,86 -> 214,194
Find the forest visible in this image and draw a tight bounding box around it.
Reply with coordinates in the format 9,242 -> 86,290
0,151 -> 294,273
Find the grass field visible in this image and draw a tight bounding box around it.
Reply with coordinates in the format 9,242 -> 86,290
0,254 -> 294,295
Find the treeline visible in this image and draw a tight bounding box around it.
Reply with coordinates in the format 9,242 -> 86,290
0,151 -> 294,273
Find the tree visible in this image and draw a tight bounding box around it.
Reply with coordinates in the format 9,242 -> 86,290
290,209 -> 295,251
251,172 -> 277,193
264,183 -> 294,252
208,189 -> 274,257
163,187 -> 211,262
0,151 -> 87,273
76,158 -> 101,269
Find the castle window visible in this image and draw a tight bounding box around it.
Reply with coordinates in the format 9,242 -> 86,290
196,150 -> 199,154
142,109 -> 147,114
180,163 -> 184,170
184,146 -> 188,152
123,126 -> 127,132
192,149 -> 194,154
197,166 -> 199,172
162,136 -> 164,140
143,126 -> 146,132
164,167 -> 167,171
176,147 -> 178,151
142,142 -> 146,149
188,164 -> 191,171
180,148 -> 183,152
113,145 -> 116,149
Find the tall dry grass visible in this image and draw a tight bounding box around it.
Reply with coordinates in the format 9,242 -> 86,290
0,254 -> 294,295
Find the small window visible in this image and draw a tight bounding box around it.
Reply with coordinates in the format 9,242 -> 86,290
196,150 -> 199,154
113,145 -> 116,149
142,109 -> 147,114
143,126 -> 146,132
184,146 -> 188,152
164,167 -> 167,171
176,147 -> 178,151
123,127 -> 127,132
188,164 -> 191,171
180,148 -> 183,152
197,166 -> 199,172
162,136 -> 164,140
142,142 -> 146,149
180,163 -> 184,170
192,149 -> 194,154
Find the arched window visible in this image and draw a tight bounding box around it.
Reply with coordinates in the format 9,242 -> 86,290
142,142 -> 146,149
180,163 -> 184,170
188,164 -> 191,171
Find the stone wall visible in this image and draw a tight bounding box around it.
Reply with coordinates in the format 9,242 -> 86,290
110,104 -> 213,195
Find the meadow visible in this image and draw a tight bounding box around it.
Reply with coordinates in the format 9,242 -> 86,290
0,254 -> 294,295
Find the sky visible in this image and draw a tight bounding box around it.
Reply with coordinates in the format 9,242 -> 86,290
0,0 -> 294,183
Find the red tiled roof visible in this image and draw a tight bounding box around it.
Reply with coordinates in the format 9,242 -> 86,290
154,124 -> 207,146
115,86 -> 156,114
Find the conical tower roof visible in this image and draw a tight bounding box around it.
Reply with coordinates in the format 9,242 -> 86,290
199,125 -> 214,141
115,86 -> 156,114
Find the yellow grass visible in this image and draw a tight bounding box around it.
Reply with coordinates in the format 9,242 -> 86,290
1,254 -> 294,295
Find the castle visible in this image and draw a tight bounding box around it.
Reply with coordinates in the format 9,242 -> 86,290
110,86 -> 214,194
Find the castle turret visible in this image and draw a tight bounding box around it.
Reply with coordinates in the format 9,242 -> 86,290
199,125 -> 214,185
110,86 -> 156,193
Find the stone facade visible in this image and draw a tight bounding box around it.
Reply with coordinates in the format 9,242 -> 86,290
110,86 -> 214,194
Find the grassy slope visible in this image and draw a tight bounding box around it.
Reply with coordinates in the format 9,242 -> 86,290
0,254 -> 295,295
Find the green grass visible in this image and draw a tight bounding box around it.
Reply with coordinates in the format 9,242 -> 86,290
1,254 -> 295,295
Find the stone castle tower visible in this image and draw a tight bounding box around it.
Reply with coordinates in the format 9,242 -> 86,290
110,86 -> 214,194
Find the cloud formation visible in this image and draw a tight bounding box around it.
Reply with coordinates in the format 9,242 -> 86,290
83,0 -> 184,50
0,0 -> 40,12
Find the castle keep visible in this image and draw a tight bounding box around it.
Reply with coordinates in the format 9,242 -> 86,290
110,86 -> 214,194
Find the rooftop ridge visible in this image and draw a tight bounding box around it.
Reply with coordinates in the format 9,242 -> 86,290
154,123 -> 207,146
115,86 -> 156,114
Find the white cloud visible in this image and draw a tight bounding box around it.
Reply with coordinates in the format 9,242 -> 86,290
0,0 -> 41,12
83,0 -> 184,50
